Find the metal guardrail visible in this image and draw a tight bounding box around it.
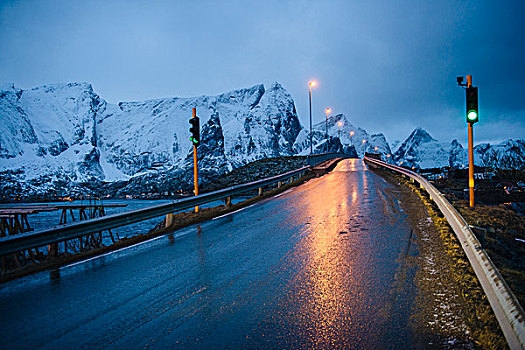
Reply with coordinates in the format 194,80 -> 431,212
0,166 -> 311,257
364,156 -> 525,349
306,152 -> 349,167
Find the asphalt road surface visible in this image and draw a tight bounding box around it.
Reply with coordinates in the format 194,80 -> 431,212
0,159 -> 421,349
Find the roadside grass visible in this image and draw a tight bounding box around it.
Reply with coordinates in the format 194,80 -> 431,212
391,172 -> 507,349
454,202 -> 525,309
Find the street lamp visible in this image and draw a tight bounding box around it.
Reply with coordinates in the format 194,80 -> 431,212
337,121 -> 343,139
350,131 -> 355,146
325,107 -> 331,139
308,81 -> 317,154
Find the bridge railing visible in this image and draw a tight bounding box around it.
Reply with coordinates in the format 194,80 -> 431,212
0,166 -> 311,258
306,152 -> 349,167
364,156 -> 525,349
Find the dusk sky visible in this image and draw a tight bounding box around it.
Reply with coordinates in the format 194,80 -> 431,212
1,0 -> 523,145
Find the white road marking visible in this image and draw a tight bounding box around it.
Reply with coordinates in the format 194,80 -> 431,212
274,189 -> 293,198
63,235 -> 165,269
212,203 -> 258,220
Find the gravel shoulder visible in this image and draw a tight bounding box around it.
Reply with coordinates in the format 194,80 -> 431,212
372,168 -> 507,349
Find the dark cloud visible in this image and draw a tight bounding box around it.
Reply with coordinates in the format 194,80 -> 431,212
0,0 -> 523,145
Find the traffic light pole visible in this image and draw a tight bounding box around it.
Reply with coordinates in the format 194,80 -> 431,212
167,107 -> 200,226
192,108 -> 199,213
468,122 -> 475,207
466,75 -> 475,208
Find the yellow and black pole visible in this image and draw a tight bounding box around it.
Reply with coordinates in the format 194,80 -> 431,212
465,75 -> 479,207
467,76 -> 475,207
166,108 -> 200,227
190,107 -> 200,212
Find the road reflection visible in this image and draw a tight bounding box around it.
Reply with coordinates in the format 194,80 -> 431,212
256,159 -> 414,348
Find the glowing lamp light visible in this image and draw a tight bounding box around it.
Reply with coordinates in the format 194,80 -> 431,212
374,146 -> 378,151
338,121 -> 343,127
326,107 -> 331,114
362,139 -> 366,144
309,81 -> 317,87
350,131 -> 355,136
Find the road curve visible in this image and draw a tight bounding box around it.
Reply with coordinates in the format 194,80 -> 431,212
0,159 -> 421,349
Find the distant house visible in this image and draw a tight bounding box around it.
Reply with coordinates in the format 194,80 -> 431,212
421,167 -> 448,181
474,170 -> 496,180
422,172 -> 447,181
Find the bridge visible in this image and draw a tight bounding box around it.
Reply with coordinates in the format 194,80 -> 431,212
0,156 -> 523,349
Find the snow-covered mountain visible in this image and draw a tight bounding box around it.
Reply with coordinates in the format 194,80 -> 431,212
392,127 -> 524,170
474,139 -> 525,170
0,82 -> 303,197
392,128 -> 464,169
295,113 -> 389,158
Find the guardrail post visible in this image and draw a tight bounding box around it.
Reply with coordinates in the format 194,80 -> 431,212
278,181 -> 282,189
165,213 -> 173,228
258,187 -> 263,196
225,196 -> 232,208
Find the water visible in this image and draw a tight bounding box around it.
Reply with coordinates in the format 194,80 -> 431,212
0,196 -> 249,248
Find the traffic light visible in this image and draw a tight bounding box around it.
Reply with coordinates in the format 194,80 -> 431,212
466,86 -> 478,124
189,116 -> 200,146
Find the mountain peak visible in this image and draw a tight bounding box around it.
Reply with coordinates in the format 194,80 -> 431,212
268,81 -> 284,90
29,82 -> 94,94
409,127 -> 435,142
0,82 -> 18,93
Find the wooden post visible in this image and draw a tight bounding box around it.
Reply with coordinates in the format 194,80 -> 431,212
165,213 -> 173,228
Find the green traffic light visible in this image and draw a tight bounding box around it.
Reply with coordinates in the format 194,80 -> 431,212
466,86 -> 478,123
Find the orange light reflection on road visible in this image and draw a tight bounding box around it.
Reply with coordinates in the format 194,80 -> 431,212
349,159 -> 356,172
297,159 -> 357,345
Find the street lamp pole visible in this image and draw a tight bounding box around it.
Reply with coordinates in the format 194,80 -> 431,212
308,81 -> 316,154
325,107 -> 331,139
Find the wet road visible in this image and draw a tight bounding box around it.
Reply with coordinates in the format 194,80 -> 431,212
0,159 -> 420,349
